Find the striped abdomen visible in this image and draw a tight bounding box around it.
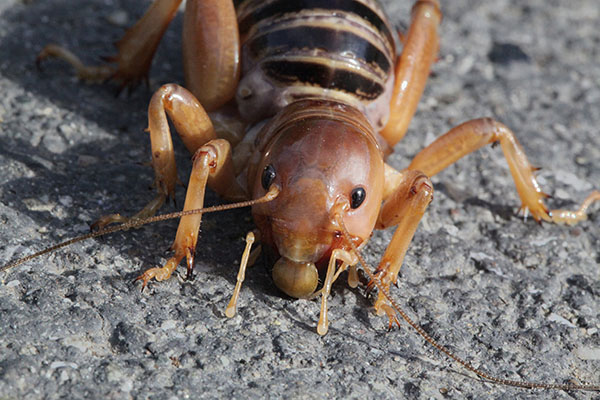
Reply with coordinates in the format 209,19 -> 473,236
234,0 -> 397,129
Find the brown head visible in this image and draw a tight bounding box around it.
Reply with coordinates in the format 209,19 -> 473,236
249,100 -> 384,298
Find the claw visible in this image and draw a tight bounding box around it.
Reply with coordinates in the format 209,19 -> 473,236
134,267 -> 162,292
366,278 -> 377,294
531,204 -> 551,223
114,80 -> 129,97
519,198 -> 551,224
387,315 -> 401,331
90,221 -> 107,232
134,274 -> 150,292
376,303 -> 402,331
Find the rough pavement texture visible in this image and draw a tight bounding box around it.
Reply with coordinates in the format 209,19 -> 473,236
0,0 -> 599,399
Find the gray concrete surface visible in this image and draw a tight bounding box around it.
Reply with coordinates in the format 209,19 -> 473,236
0,0 -> 599,399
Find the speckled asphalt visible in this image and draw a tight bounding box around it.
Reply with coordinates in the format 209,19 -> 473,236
0,1 -> 599,399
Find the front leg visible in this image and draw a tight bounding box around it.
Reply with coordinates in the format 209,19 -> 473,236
373,169 -> 434,323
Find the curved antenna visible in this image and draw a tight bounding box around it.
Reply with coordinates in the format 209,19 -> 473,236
334,214 -> 599,391
1,186 -> 279,273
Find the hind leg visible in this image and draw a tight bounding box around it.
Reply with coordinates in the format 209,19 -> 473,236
37,0 -> 184,90
37,0 -> 240,102
379,0 -> 442,147
182,0 -> 240,111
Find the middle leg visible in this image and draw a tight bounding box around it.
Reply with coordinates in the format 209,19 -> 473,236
408,117 -> 599,223
92,83 -> 226,229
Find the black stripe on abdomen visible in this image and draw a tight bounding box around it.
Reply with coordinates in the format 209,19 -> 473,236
249,25 -> 391,74
261,59 -> 384,100
238,0 -> 394,49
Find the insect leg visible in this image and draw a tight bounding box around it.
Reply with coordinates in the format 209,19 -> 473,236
136,137 -> 245,287
547,190 -> 600,225
379,0 -> 442,147
182,0 -> 240,111
373,168 -> 434,324
37,0 -> 184,90
92,83 -> 224,230
408,117 -> 599,223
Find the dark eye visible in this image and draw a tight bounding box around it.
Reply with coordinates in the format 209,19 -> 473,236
261,164 -> 276,190
350,186 -> 366,209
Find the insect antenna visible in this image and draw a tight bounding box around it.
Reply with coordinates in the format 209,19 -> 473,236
335,215 -> 599,391
1,186 -> 279,274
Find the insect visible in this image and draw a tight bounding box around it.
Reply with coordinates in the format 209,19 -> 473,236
5,0 -> 599,392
